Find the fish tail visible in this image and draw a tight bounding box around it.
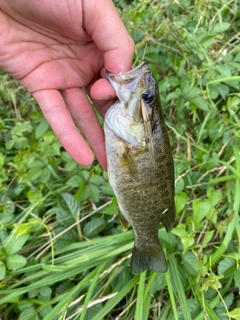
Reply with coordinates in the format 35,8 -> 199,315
130,242 -> 168,274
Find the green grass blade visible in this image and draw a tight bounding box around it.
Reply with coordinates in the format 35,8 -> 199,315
42,271 -> 94,320
194,292 -> 220,320
165,267 -> 178,320
91,276 -> 139,320
169,255 -> 192,320
134,271 -> 146,320
210,146 -> 240,267
79,261 -> 108,320
160,305 -> 171,320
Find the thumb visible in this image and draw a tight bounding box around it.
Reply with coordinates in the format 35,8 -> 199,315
82,0 -> 134,73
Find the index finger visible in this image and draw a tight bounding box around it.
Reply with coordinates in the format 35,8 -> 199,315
83,0 -> 134,73
33,89 -> 94,166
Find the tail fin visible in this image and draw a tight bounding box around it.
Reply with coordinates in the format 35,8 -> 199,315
130,242 -> 168,274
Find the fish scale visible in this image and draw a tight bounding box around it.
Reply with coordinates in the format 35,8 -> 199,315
104,62 -> 175,274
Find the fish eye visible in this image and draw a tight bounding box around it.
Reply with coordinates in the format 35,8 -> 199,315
142,90 -> 154,104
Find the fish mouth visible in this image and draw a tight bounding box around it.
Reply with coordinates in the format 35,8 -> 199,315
106,61 -> 147,78
106,62 -> 150,94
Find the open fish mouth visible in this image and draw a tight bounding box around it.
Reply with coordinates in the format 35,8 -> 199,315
106,62 -> 149,91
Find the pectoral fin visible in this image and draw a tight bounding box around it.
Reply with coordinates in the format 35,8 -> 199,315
118,207 -> 128,231
118,149 -> 139,183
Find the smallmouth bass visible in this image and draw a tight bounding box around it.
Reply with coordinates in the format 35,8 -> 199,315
104,62 -> 175,274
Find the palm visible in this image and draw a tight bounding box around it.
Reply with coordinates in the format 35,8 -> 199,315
0,4 -> 103,92
16,40 -> 103,93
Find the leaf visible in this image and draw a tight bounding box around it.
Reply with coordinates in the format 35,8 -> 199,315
101,182 -> 114,196
158,228 -> 176,249
148,273 -> 166,293
215,83 -> 229,99
18,307 -> 36,320
205,272 -> 223,290
192,199 -> 211,227
202,230 -> 214,247
172,224 -> 194,253
40,305 -> 53,318
0,152 -> 5,167
218,257 -> 235,275
209,85 -> 219,99
191,96 -> 209,111
216,65 -> 232,78
28,288 -> 39,299
172,224 -> 188,238
42,131 -> 55,143
58,192 -> 81,216
6,254 -> 27,270
89,184 -> 99,202
175,192 -> 188,215
83,218 -> 108,237
216,293 -> 234,318
0,212 -> 14,224
27,189 -> 43,204
74,184 -> 90,202
102,197 -> 119,216
44,141 -> 61,157
39,286 -> 52,298
0,262 -> 6,280
85,304 -> 103,320
18,299 -> 34,311
145,52 -> 161,64
4,233 -> 29,255
0,193 -> 15,214
56,193 -> 81,226
53,227 -> 78,250
212,22 -> 231,33
89,175 -> 104,186
228,308 -> 240,320
199,35 -> 216,47
234,269 -> 240,293
39,168 -> 51,183
27,159 -> 47,168
27,166 -> 43,181
207,188 -> 222,206
178,299 -> 201,319
181,236 -> 195,253
35,118 -> 49,139
182,252 -> 198,276
175,178 -> 184,194
66,175 -> 84,188
167,91 -> 180,102
15,137 -> 28,149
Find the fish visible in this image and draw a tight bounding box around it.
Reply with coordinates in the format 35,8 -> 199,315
104,62 -> 175,274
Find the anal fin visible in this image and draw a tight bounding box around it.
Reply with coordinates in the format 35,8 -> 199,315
118,207 -> 128,231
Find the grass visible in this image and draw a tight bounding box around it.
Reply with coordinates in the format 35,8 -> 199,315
0,0 -> 240,319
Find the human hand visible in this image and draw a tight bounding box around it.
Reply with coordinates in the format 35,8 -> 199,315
0,0 -> 134,170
